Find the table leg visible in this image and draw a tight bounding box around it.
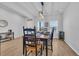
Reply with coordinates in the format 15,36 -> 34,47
46,40 -> 48,56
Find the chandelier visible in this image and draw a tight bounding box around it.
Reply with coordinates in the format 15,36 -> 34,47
39,2 -> 44,19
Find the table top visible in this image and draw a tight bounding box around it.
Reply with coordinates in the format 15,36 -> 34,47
36,33 -> 50,40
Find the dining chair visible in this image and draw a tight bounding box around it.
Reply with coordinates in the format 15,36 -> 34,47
43,27 -> 54,51
42,27 -> 54,52
23,26 -> 42,56
49,27 -> 54,51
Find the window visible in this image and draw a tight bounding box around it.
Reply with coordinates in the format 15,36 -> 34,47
36,21 -> 44,31
50,20 -> 58,27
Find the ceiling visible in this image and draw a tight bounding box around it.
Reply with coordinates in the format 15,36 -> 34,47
0,2 -> 70,21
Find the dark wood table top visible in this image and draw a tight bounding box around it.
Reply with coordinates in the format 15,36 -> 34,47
36,33 -> 50,40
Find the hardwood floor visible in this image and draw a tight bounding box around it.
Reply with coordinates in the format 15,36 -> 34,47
44,39 -> 78,56
0,38 -> 78,56
27,39 -> 78,56
0,37 -> 23,56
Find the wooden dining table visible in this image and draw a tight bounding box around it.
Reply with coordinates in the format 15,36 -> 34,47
36,33 -> 49,56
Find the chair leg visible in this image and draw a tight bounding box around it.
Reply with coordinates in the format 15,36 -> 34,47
43,41 -> 45,50
24,46 -> 27,56
25,49 -> 27,56
36,47 -> 37,56
52,45 -> 53,52
40,45 -> 42,56
51,40 -> 53,51
36,52 -> 37,56
43,45 -> 44,50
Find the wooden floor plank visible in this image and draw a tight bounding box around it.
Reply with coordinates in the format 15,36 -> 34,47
48,39 -> 78,56
0,38 -> 78,56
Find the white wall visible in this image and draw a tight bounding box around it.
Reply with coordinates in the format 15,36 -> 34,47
24,20 -> 35,28
0,8 -> 25,38
63,3 -> 79,55
57,14 -> 63,31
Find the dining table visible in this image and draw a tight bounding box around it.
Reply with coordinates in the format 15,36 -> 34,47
36,32 -> 50,56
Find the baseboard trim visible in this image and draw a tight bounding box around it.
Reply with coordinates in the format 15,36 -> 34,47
14,36 -> 23,40
65,40 -> 79,55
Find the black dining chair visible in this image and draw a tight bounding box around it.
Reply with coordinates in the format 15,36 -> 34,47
43,27 -> 54,52
49,27 -> 54,51
23,26 -> 42,56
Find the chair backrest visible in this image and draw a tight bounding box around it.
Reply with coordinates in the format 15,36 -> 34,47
23,26 -> 36,46
50,27 -> 54,40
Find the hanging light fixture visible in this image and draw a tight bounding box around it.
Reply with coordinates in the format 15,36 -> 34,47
39,11 -> 44,19
39,2 -> 44,19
